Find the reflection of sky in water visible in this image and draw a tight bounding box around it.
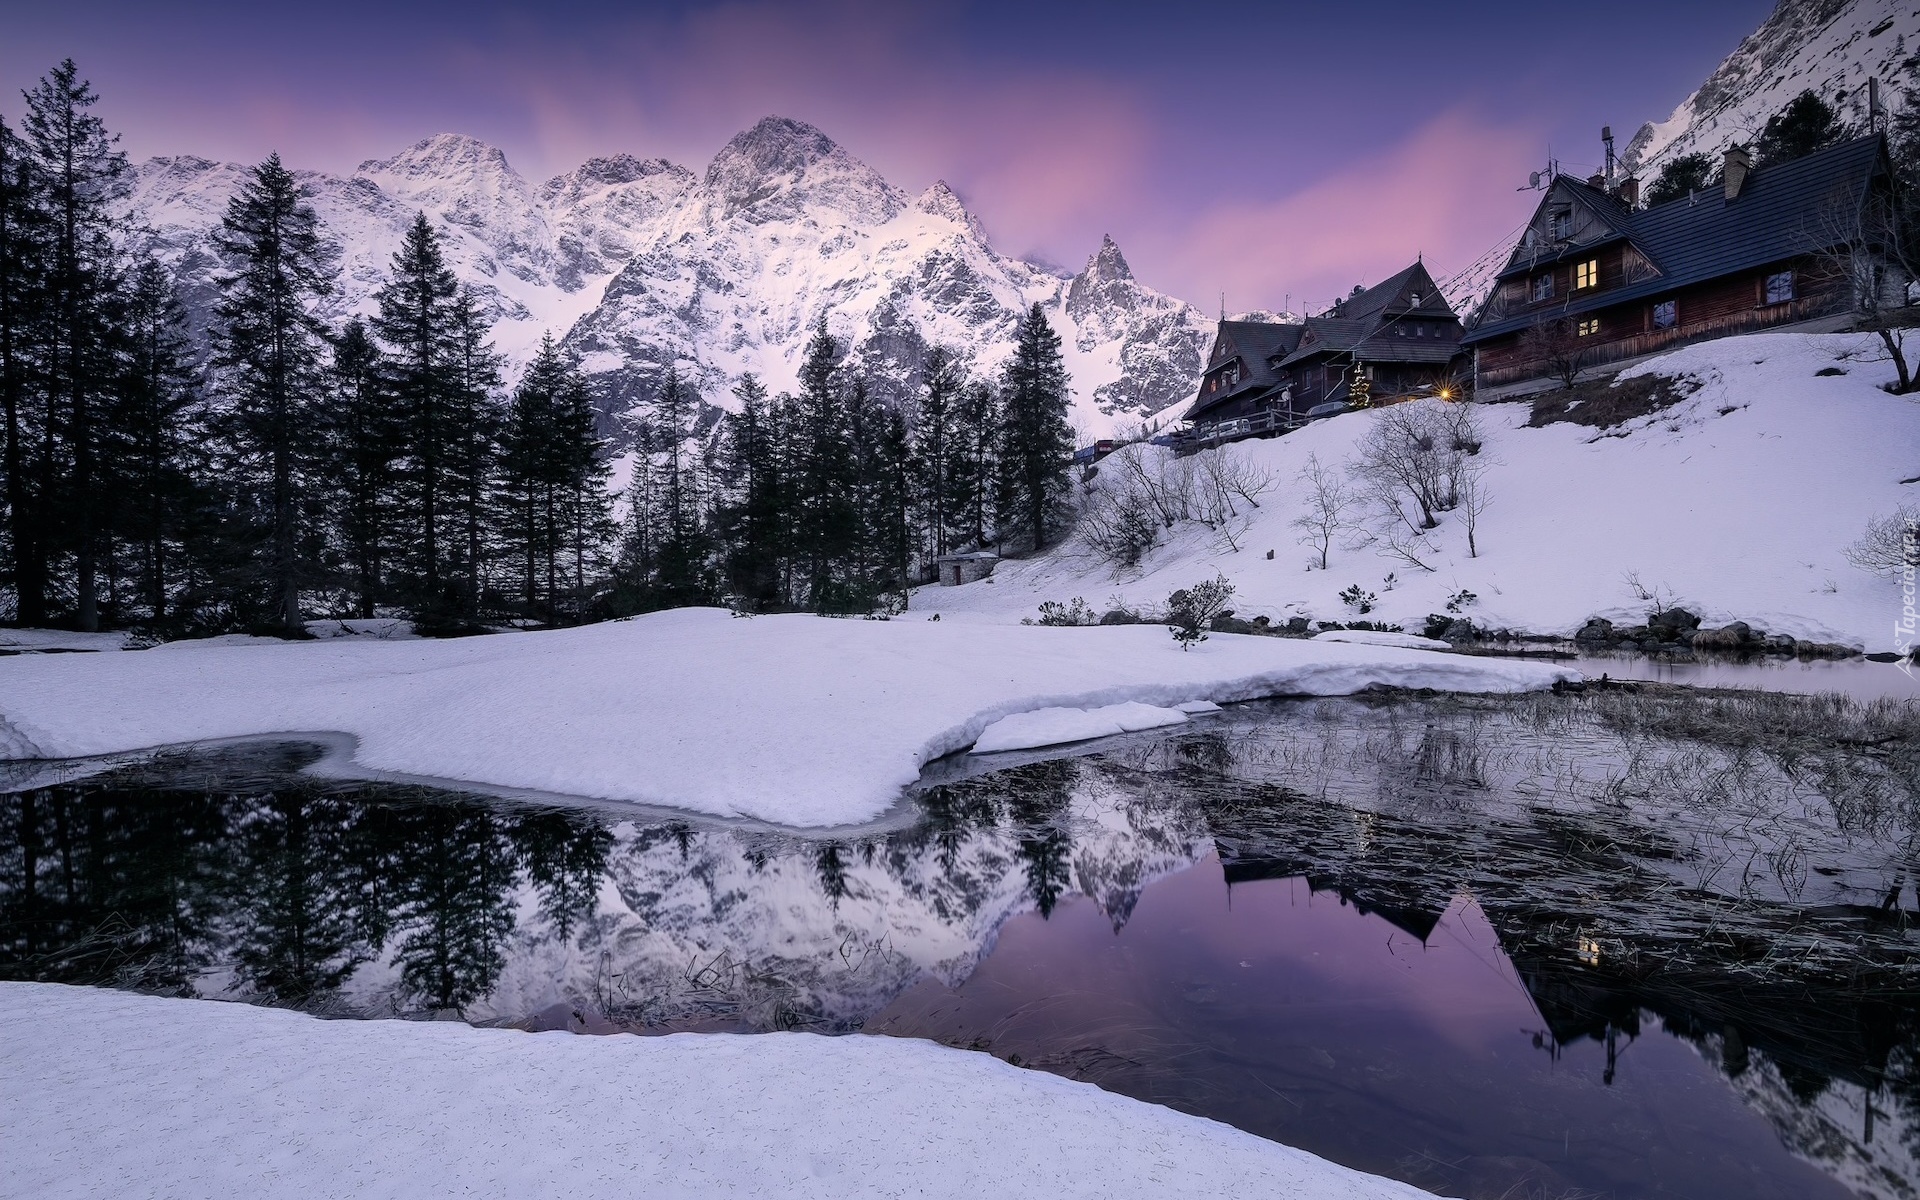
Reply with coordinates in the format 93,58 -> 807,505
874,861 -> 1853,1200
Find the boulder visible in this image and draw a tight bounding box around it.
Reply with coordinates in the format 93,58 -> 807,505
1441,618 -> 1478,643
1210,615 -> 1256,635
1099,609 -> 1136,626
1647,608 -> 1702,642
1765,634 -> 1796,654
1573,618 -> 1614,645
1285,616 -> 1311,634
1692,622 -> 1752,650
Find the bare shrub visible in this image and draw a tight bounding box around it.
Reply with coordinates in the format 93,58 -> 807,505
1844,505 -> 1920,576
1077,444 -> 1272,565
1292,452 -> 1355,570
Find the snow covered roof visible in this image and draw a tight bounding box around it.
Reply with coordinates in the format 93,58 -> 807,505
1466,135 -> 1894,344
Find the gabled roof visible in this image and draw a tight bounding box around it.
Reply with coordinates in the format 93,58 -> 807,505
1184,319 -> 1306,421
1465,135 -> 1893,344
1277,260 -> 1461,369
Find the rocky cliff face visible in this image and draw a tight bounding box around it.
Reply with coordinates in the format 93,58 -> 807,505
125,117 -> 1212,444
1623,0 -> 1919,175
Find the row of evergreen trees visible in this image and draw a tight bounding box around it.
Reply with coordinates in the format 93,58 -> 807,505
0,61 -> 612,636
624,311 -> 1073,615
0,59 -> 1079,636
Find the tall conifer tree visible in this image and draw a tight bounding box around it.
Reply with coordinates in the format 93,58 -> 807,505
996,303 -> 1073,552
211,153 -> 332,635
20,60 -> 129,630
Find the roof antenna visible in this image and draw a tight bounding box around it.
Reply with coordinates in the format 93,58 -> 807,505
1602,125 -> 1616,183
1220,291 -> 1226,322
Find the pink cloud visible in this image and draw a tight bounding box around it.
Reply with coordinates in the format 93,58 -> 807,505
1132,112 -> 1543,315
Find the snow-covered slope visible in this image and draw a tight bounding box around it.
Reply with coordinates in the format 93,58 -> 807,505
922,332 -> 1920,653
0,983 -> 1443,1200
1623,0 -> 1920,176
125,118 -> 1213,440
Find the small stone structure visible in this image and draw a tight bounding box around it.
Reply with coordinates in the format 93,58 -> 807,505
935,552 -> 999,586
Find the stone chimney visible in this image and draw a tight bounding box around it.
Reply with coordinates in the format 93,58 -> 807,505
1723,145 -> 1752,201
1616,175 -> 1639,207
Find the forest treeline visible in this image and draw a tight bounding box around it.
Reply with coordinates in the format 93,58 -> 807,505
0,60 -> 1075,637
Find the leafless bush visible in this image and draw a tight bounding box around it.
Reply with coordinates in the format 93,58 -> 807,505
1844,504 -> 1920,576
1077,444 -> 1273,564
1292,452 -> 1355,570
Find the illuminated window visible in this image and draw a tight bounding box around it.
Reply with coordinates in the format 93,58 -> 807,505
1574,259 -> 1598,289
1765,271 -> 1795,304
1532,274 -> 1554,302
1652,300 -> 1677,329
1577,318 -> 1600,337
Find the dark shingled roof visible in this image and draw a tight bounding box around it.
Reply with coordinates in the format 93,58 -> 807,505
1276,260 -> 1461,369
1464,135 -> 1893,344
1184,319 -> 1306,421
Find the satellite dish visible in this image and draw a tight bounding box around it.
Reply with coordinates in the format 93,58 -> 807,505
1529,171 -> 1542,189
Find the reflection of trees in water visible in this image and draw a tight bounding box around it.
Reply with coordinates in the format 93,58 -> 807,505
0,768 -> 610,1015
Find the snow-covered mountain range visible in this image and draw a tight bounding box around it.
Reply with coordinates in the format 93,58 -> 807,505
126,117 -> 1214,442
1623,0 -> 1919,175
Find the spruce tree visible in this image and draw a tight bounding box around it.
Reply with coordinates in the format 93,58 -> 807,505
650,365 -> 711,606
0,114 -> 48,625
1754,90 -> 1847,167
324,319 -> 396,619
446,287 -> 503,618
211,153 -> 333,636
106,257 -> 199,626
867,390 -> 914,607
791,320 -> 858,611
499,335 -> 607,623
714,373 -> 788,610
372,213 -> 463,615
19,60 -> 129,631
996,303 -> 1073,552
910,345 -> 960,559
1644,152 -> 1717,206
950,379 -> 999,550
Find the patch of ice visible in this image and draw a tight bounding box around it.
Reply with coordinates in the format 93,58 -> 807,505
971,701 -> 1189,754
1314,630 -> 1452,650
1175,699 -> 1223,714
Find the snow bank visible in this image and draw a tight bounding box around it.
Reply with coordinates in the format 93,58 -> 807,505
972,700 -> 1190,754
0,608 -> 1573,826
0,983 -> 1437,1200
919,333 -> 1920,651
1315,630 -> 1452,650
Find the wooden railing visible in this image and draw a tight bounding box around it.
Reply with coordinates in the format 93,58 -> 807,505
1477,298 -> 1831,388
1170,408 -> 1306,455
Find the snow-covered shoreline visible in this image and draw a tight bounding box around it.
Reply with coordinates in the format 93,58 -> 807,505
0,982 -> 1443,1200
0,607 -> 1574,827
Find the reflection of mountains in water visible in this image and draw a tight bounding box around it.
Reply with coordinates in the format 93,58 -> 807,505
0,748 -> 1212,1032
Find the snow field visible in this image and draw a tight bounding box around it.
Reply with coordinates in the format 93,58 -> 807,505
922,333 -> 1920,653
0,983 -> 1445,1200
0,607 -> 1572,826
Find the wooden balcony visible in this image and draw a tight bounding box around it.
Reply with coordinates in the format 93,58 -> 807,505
1476,297 -> 1831,389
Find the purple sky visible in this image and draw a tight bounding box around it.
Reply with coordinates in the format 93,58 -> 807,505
0,0 -> 1772,313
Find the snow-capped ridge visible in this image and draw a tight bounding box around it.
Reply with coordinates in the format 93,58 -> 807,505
914,179 -> 989,243
1623,0 -> 1919,174
355,132 -> 520,187
703,115 -> 904,224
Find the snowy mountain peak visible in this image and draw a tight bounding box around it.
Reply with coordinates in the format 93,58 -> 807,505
1082,234 -> 1133,284
704,115 -> 904,223
914,180 -> 989,243
355,133 -> 519,188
